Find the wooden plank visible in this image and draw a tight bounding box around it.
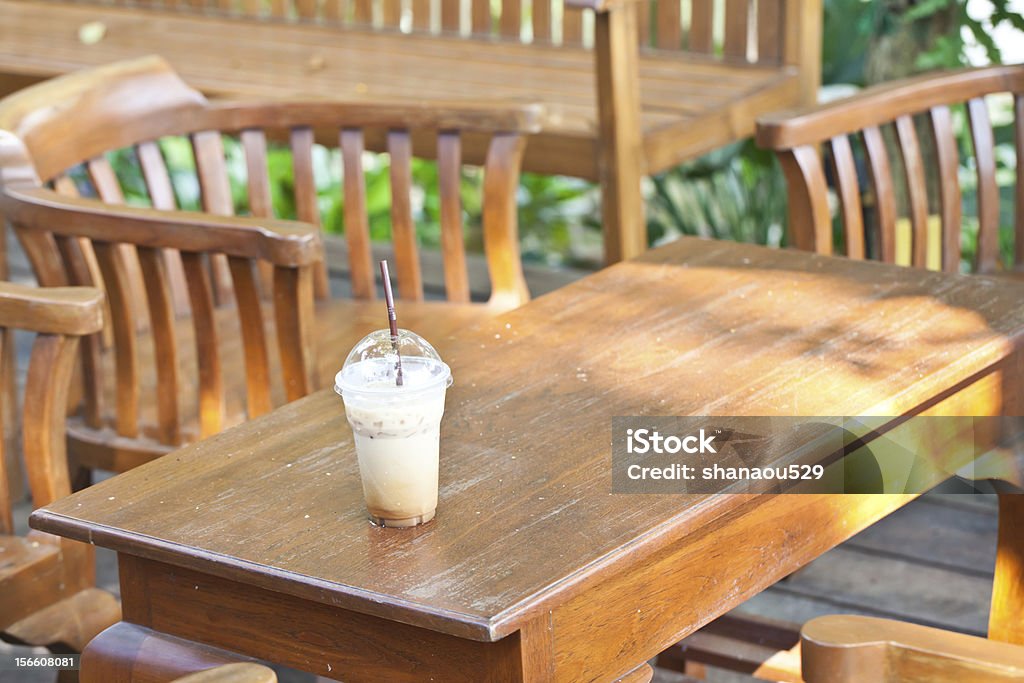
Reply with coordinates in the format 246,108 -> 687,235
930,105 -> 963,273
340,129 -> 376,300
894,115 -> 929,269
967,97 -> 1000,274
437,132 -> 470,303
190,131 -> 236,304
594,2 -> 647,263
387,131 -> 423,301
828,135 -> 864,259
862,125 -> 897,263
136,247 -> 183,446
289,127 -> 329,300
756,0 -> 781,62
688,0 -> 714,53
180,252 -> 224,438
656,0 -> 681,50
724,0 -> 749,59
136,141 -> 190,316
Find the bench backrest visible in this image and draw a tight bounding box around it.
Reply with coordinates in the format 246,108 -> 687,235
63,0 -> 806,66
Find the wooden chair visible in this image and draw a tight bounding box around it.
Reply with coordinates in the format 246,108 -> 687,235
0,281 -> 121,657
0,56 -> 535,477
0,0 -> 822,262
657,64 -> 1024,681
802,614 -> 1024,682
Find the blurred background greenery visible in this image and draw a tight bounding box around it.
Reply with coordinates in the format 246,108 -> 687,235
105,0 -> 1024,272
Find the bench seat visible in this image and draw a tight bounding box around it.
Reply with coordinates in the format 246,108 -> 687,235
0,0 -> 802,180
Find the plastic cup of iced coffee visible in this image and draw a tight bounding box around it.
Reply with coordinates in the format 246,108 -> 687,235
335,329 -> 452,528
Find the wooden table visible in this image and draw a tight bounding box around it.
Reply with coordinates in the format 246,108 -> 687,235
31,237 -> 1024,682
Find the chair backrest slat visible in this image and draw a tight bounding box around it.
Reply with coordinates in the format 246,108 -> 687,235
563,7 -> 583,46
437,131 -> 471,303
270,0 -> 287,18
324,0 -> 343,22
472,0 -> 490,34
273,265 -> 316,402
136,246 -> 183,445
180,251 -> 225,439
967,97 -> 1000,274
387,131 -> 424,301
657,0 -> 681,51
894,115 -> 929,269
240,129 -> 277,297
340,128 -> 377,299
928,105 -> 963,273
861,125 -> 897,264
296,0 -> 318,19
777,146 -> 831,254
757,0 -> 782,61
53,235 -> 104,428
441,0 -> 460,32
500,0 -> 521,39
86,157 -> 126,204
535,0 -> 553,42
228,256 -> 273,418
382,0 -> 403,29
723,0 -> 749,60
92,241 -> 140,438
481,132 -> 531,306
412,0 -> 431,31
136,141 -> 191,316
191,131 -> 237,304
689,0 -> 714,53
827,135 -> 865,260
289,127 -> 330,299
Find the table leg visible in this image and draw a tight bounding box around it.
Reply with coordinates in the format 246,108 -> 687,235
81,621 -> 260,683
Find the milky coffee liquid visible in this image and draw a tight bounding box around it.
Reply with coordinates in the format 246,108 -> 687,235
344,384 -> 446,527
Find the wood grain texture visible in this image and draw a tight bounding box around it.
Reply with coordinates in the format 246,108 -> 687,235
802,615 -> 1024,682
894,115 -> 929,269
930,105 -> 963,273
968,97 -> 1000,274
777,146 -> 830,254
0,280 -> 115,653
387,130 -> 424,301
861,125 -> 897,263
340,129 -> 376,300
32,238 -> 1024,653
757,66 -> 1024,275
828,135 -> 864,259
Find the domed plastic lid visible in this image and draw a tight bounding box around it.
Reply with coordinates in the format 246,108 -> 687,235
335,329 -> 452,397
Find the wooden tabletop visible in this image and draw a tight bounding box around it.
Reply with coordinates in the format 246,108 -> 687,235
31,237 -> 1024,645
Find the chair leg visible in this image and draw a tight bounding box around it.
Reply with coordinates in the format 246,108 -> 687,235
593,1 -> 647,265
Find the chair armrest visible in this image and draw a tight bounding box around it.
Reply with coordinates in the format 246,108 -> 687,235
802,615 -> 1024,682
0,281 -> 103,336
1,187 -> 322,267
173,663 -> 277,683
756,65 -> 1024,150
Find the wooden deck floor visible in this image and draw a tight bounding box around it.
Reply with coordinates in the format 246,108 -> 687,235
1,236 -> 1000,682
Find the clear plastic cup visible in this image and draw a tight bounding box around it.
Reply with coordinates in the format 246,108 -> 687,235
335,329 -> 452,528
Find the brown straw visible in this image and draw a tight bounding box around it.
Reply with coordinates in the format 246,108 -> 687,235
379,260 -> 404,387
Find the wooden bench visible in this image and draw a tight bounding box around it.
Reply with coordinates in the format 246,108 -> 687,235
0,0 -> 821,262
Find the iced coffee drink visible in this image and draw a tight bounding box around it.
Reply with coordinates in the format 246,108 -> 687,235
335,330 -> 452,528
